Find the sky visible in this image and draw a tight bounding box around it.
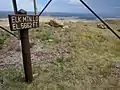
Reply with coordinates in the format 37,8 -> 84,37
0,0 -> 120,14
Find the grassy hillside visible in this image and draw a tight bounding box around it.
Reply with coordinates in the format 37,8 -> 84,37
1,20 -> 120,90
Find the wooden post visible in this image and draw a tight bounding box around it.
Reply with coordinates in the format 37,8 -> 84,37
12,0 -> 33,82
18,10 -> 33,82
20,28 -> 33,82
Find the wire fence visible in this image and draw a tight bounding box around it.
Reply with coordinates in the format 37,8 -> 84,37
0,0 -> 120,39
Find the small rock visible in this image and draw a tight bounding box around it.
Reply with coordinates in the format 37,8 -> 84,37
33,73 -> 38,78
117,29 -> 120,32
48,39 -> 54,42
63,25 -> 69,29
30,42 -> 35,48
83,24 -> 87,26
114,61 -> 120,69
97,23 -> 107,29
15,46 -> 21,52
45,20 -> 64,28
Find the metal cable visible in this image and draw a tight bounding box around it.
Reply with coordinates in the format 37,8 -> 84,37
79,0 -> 120,39
0,26 -> 19,39
39,0 -> 52,16
38,0 -> 120,39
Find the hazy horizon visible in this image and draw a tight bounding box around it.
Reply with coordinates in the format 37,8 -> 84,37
0,11 -> 120,20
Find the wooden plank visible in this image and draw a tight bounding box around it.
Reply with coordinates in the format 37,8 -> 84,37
8,15 -> 39,31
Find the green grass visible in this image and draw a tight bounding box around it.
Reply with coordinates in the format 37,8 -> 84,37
0,31 -> 10,45
1,20 -> 120,90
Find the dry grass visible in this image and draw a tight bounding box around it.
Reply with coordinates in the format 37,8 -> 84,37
1,20 -> 120,90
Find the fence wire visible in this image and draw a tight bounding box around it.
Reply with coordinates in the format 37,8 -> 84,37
38,0 -> 120,39
79,0 -> 120,39
0,0 -> 119,39
39,0 -> 52,16
0,26 -> 19,39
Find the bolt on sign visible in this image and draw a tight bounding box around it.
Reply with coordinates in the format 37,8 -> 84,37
8,15 -> 39,31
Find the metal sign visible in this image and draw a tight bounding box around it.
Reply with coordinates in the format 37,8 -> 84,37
8,15 -> 39,31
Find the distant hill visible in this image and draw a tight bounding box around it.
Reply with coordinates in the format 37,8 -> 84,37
0,11 -> 120,20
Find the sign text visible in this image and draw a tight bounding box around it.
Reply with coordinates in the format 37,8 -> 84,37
8,15 -> 39,31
